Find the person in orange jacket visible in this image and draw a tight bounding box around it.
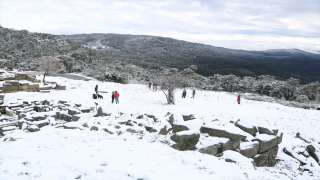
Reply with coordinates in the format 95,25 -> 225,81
237,94 -> 241,104
114,91 -> 120,104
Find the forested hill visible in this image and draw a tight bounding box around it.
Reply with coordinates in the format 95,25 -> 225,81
59,33 -> 320,84
1,25 -> 320,84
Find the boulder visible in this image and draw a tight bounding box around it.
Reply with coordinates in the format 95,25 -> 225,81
90,126 -> 99,131
27,125 -> 40,132
31,115 -> 47,121
253,145 -> 279,167
72,115 -> 81,121
182,114 -> 196,121
171,132 -> 200,151
219,139 -> 241,153
63,114 -> 72,122
199,144 -> 221,156
255,134 -> 279,153
96,107 -> 104,117
80,108 -> 91,113
306,145 -> 319,163
235,120 -> 257,136
159,125 -> 169,135
33,105 -> 44,112
18,113 -> 26,120
168,114 -> 174,126
239,141 -> 260,158
258,126 -> 278,136
68,109 -> 79,115
145,126 -> 157,133
172,124 -> 189,133
200,126 -> 246,140
36,120 -> 49,128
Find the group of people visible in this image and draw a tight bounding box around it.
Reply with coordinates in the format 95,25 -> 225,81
94,84 -> 120,104
182,89 -> 196,98
148,81 -> 157,90
94,84 -> 241,105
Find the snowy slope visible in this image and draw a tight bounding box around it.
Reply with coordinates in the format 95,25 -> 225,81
0,75 -> 319,180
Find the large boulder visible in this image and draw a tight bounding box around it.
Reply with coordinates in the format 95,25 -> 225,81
200,125 -> 247,141
235,120 -> 257,136
171,131 -> 200,151
145,126 -> 157,132
255,134 -> 280,153
96,107 -> 104,117
159,125 -> 169,135
253,145 -> 279,167
239,141 -> 260,158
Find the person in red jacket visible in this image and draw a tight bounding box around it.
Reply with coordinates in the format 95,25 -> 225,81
114,91 -> 120,104
237,94 -> 241,104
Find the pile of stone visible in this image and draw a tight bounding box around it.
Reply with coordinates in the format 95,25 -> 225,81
165,116 -> 283,168
282,133 -> 320,172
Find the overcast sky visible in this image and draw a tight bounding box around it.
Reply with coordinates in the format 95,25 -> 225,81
1,0 -> 319,52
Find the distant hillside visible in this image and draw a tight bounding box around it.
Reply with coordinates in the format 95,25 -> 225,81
1,25 -> 319,84
59,33 -> 320,84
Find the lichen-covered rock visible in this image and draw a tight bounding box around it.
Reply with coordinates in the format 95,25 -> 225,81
200,126 -> 246,140
199,144 -> 221,156
255,134 -> 279,153
219,139 -> 241,153
239,141 -> 259,158
171,132 -> 200,151
27,125 -> 40,132
253,145 -> 278,167
159,125 -> 169,135
172,124 -> 189,133
235,120 -> 257,136
182,114 -> 196,121
258,126 -> 278,136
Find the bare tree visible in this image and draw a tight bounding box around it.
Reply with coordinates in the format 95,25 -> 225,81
154,68 -> 181,105
38,56 -> 60,83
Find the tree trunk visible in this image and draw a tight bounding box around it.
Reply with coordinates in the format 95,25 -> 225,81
43,74 -> 46,83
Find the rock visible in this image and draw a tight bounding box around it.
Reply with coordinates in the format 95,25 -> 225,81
31,115 -> 46,121
258,126 -> 278,136
182,114 -> 196,121
239,141 -> 260,158
255,134 -> 279,153
199,144 -> 221,156
219,139 -> 241,153
126,128 -> 140,133
80,108 -> 91,113
172,124 -> 189,133
277,133 -> 283,144
306,145 -> 319,163
96,107 -> 104,117
145,114 -> 157,122
170,132 -> 200,151
63,114 -> 72,122
5,108 -> 14,116
72,115 -> 81,121
68,109 -> 79,115
200,126 -> 246,140
18,113 -> 26,119
18,120 -> 25,129
125,120 -> 135,126
33,105 -> 44,112
145,126 -> 157,132
253,145 -> 279,167
159,125 -> 169,135
168,114 -> 174,126
90,126 -> 99,131
136,115 -> 143,119
235,120 -> 257,136
27,125 -> 40,132
36,120 -> 49,128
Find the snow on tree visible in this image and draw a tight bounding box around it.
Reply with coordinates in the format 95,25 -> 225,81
37,56 -> 60,83
154,68 -> 181,105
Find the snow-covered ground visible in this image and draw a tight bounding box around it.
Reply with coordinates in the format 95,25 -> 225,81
0,74 -> 319,180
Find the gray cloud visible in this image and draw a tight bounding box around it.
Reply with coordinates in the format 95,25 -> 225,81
0,0 -> 319,51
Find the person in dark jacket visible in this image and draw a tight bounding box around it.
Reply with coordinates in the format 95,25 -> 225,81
182,89 -> 187,98
95,85 -> 98,94
111,91 -> 115,103
114,91 -> 120,104
237,94 -> 241,104
191,89 -> 195,98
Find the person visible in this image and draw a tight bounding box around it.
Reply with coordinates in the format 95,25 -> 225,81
153,83 -> 157,90
111,91 -> 115,103
237,94 -> 241,104
182,89 -> 187,98
148,81 -> 152,89
94,84 -> 98,94
114,91 -> 120,104
191,89 -> 195,98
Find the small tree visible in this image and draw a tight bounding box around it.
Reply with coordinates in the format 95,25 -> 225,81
154,68 -> 181,105
38,56 -> 60,83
